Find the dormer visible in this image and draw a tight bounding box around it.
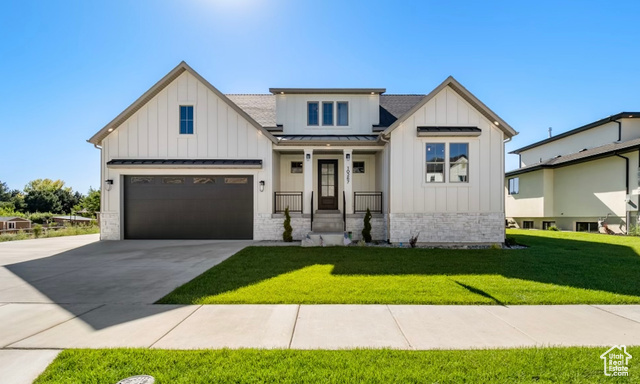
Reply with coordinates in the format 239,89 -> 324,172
269,88 -> 385,134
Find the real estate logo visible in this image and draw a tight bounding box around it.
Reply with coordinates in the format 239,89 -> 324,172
600,345 -> 632,377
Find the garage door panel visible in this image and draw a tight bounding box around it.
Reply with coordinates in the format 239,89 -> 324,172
124,175 -> 253,239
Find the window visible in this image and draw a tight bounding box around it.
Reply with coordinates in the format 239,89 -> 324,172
307,102 -> 319,126
542,221 -> 556,230
508,177 -> 519,195
425,143 -> 446,183
576,222 -> 598,232
337,102 -> 349,126
163,177 -> 185,184
193,177 -> 215,184
291,161 -> 303,173
449,143 -> 469,182
522,221 -> 534,229
179,106 -> 194,134
353,161 -> 365,173
8,222 -> 16,229
322,102 -> 334,126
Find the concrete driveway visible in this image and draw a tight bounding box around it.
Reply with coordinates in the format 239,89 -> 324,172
0,234 -> 252,305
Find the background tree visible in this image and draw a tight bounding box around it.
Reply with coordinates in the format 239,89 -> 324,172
78,188 -> 100,215
23,179 -> 79,214
0,181 -> 11,202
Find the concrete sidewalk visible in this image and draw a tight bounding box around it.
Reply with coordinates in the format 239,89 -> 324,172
2,303 -> 640,350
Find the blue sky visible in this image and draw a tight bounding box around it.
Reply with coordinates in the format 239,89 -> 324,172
1,0 -> 639,193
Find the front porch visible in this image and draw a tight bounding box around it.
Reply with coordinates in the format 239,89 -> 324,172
271,146 -> 387,239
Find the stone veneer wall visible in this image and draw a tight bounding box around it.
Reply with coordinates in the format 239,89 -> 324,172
255,213 -> 311,241
99,212 -> 120,240
389,212 -> 505,243
346,214 -> 387,241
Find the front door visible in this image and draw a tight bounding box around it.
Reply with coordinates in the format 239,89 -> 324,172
318,160 -> 338,210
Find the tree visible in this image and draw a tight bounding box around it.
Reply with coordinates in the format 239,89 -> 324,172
25,189 -> 61,213
23,179 -> 70,214
283,207 -> 293,242
0,181 -> 11,202
362,208 -> 372,243
79,188 -> 100,215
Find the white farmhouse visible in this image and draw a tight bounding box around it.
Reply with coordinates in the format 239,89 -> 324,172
506,113 -> 640,233
89,62 -> 516,243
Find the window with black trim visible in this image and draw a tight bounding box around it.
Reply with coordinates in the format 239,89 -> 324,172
425,143 -> 445,183
449,143 -> 469,182
522,221 -> 534,229
508,177 -> 519,195
322,102 -> 334,126
337,102 -> 348,126
576,222 -> 598,232
353,161 -> 365,173
291,161 -> 303,173
179,106 -> 194,134
308,102 -> 319,126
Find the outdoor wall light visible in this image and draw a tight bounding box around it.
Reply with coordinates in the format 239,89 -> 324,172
346,153 -> 351,161
259,180 -> 265,192
105,179 -> 114,191
306,153 -> 311,160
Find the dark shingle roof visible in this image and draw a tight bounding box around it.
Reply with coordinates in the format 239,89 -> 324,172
417,126 -> 481,133
506,137 -> 640,176
377,95 -> 426,129
226,94 -> 277,128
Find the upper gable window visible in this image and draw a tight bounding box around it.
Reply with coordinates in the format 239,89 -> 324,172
179,106 -> 194,134
308,102 -> 319,126
322,102 -> 334,126
337,102 -> 349,126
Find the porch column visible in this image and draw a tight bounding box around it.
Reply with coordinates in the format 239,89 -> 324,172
303,148 -> 314,214
343,149 -> 354,214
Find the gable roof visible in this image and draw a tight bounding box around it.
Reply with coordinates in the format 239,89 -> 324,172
380,76 -> 517,138
0,216 -> 30,222
510,112 -> 640,154
505,136 -> 640,177
88,62 -> 279,145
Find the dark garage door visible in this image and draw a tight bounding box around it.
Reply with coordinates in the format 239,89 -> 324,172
124,175 -> 253,239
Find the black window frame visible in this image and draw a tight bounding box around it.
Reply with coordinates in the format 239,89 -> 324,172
353,161 -> 365,174
291,161 -> 303,174
576,222 -> 598,232
522,221 -> 534,229
307,102 -> 319,126
179,105 -> 194,135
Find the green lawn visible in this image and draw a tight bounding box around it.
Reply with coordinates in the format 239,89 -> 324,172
158,230 -> 640,305
35,347 -> 638,383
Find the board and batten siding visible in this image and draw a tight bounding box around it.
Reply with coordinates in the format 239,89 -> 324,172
275,94 -> 380,135
101,71 -> 274,216
389,86 -> 505,214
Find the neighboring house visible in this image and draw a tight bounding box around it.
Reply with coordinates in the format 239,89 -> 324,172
88,61 -> 516,243
506,112 -> 640,233
52,215 -> 95,226
0,217 -> 32,232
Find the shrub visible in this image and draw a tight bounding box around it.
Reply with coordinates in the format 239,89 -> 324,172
505,236 -> 518,247
28,212 -> 54,225
547,226 -> 559,231
409,232 -> 420,248
362,208 -> 372,243
32,224 -> 43,238
282,207 -> 293,242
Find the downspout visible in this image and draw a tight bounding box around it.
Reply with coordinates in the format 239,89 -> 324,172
615,153 -> 630,234
612,119 -> 622,141
379,133 -> 391,242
